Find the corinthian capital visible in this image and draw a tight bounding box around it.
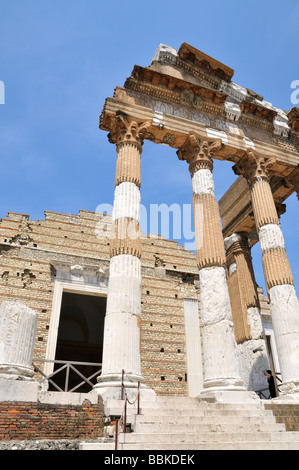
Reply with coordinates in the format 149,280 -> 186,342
177,132 -> 222,176
233,149 -> 276,185
108,113 -> 151,152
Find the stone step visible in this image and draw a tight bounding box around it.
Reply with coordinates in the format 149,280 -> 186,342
118,441 -> 299,451
275,415 -> 299,423
154,398 -> 264,410
134,414 -> 278,426
268,409 -> 299,417
107,397 -> 265,410
134,422 -> 286,434
134,408 -> 274,417
142,401 -> 265,410
118,431 -> 299,444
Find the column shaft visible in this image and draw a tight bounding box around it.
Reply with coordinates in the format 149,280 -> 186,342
225,232 -> 269,391
96,116 -> 150,395
234,151 -> 299,394
178,133 -> 245,394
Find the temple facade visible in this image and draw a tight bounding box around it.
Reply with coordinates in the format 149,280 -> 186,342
0,43 -> 299,406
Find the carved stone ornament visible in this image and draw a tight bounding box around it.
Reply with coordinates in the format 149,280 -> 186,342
52,263 -> 108,286
180,90 -> 203,110
177,132 -> 222,176
108,113 -> 151,152
233,149 -> 276,184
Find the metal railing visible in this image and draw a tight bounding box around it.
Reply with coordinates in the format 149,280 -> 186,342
256,372 -> 282,399
115,370 -> 141,451
32,358 -> 102,393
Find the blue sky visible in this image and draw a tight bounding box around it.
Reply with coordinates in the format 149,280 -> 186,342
0,0 -> 298,294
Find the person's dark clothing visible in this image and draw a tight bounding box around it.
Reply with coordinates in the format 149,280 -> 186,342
268,375 -> 277,398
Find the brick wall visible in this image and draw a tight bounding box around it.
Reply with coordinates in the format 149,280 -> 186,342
0,209 -> 272,398
0,210 -> 199,396
0,400 -> 105,441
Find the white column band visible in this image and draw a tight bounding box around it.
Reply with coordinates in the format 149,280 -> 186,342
259,223 -> 285,252
112,182 -> 140,221
192,168 -> 215,196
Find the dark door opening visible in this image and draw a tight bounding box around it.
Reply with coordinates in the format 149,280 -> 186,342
52,291 -> 106,392
266,335 -> 279,397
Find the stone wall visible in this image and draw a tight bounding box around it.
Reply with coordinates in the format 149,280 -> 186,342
0,210 -> 198,396
0,210 -> 111,360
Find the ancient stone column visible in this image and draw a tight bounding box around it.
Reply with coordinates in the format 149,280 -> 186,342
178,133 -> 247,400
234,150 -> 299,397
224,232 -> 269,391
0,301 -> 39,401
95,114 -> 151,400
0,301 -> 37,380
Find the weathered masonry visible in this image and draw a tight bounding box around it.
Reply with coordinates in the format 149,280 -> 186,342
0,43 -> 299,410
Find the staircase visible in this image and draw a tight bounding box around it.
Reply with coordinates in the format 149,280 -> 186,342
115,397 -> 299,450
265,403 -> 299,431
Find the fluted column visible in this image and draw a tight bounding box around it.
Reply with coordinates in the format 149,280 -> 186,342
0,301 -> 39,402
224,232 -> 269,391
178,133 -> 246,397
95,115 -> 151,398
0,301 -> 38,380
234,150 -> 299,396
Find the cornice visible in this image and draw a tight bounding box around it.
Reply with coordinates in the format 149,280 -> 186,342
127,66 -> 226,105
151,43 -> 226,90
178,42 -> 234,83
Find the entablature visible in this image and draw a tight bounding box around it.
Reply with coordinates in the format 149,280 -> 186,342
100,42 -> 299,170
99,43 -> 299,242
100,91 -> 299,172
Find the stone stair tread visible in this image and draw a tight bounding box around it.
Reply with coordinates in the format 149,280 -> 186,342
134,409 -> 274,417
135,415 -> 277,424
140,401 -> 265,409
119,431 -> 299,443
119,441 -> 299,450
134,423 -> 286,433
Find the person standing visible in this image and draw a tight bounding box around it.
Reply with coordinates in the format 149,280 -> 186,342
266,370 -> 277,398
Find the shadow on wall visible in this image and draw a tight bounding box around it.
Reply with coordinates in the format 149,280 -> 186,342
248,353 -> 270,397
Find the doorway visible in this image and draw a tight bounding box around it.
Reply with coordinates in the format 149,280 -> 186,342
51,291 -> 106,392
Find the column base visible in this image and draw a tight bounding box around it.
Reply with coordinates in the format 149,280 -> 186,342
200,388 -> 260,404
0,363 -> 36,381
199,377 -> 260,403
93,373 -> 155,403
0,377 -> 38,402
203,376 -> 245,391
